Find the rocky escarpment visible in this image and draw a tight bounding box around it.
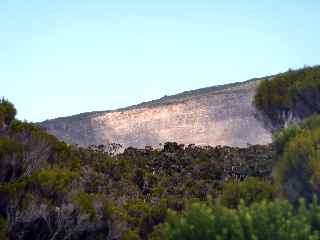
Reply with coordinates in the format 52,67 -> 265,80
40,79 -> 273,148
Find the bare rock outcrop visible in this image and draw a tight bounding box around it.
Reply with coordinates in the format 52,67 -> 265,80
40,79 -> 273,148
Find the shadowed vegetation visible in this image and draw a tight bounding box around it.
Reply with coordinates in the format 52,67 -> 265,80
255,66 -> 320,127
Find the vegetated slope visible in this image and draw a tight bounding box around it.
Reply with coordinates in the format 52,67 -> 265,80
153,112 -> 320,240
3,97 -> 320,239
0,99 -> 274,240
2,63 -> 320,240
255,65 -> 320,128
40,78 -> 272,148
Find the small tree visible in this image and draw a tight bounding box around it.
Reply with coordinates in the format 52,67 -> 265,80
0,98 -> 17,127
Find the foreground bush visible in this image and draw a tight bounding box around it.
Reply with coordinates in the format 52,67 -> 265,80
152,198 -> 320,240
273,115 -> 320,203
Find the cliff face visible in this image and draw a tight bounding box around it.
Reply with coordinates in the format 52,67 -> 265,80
40,79 -> 273,148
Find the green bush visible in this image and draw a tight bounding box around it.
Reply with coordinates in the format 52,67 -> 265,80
275,128 -> 320,202
153,198 -> 320,240
270,115 -> 320,202
50,141 -> 82,170
28,167 -> 79,196
123,230 -> 140,240
0,180 -> 27,196
123,199 -> 168,238
0,138 -> 24,182
273,114 -> 320,155
72,191 -> 97,220
0,138 -> 24,160
300,114 -> 320,130
11,120 -> 59,150
272,123 -> 301,155
221,177 -> 275,208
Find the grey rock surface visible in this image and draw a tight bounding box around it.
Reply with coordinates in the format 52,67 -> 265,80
40,79 -> 273,148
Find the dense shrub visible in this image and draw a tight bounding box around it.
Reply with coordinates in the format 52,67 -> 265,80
10,120 -> 59,150
0,138 -> 24,182
275,128 -> 320,202
221,177 -> 275,208
0,217 -> 8,240
0,138 -> 24,160
73,191 -> 97,220
0,99 -> 277,239
0,98 -> 17,127
255,66 -> 320,125
152,198 -> 320,240
273,114 -> 320,155
272,115 -> 320,203
27,167 -> 79,201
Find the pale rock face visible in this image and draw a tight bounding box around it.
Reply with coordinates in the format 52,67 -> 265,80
41,79 -> 272,148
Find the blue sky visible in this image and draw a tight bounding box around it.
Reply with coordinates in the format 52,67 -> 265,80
1,0 -> 320,122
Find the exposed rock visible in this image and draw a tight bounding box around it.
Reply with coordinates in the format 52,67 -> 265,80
40,79 -> 273,148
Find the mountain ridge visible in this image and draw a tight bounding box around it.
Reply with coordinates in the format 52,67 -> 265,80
42,77 -> 269,123
40,76 -> 273,148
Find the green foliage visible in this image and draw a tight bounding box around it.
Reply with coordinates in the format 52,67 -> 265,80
300,114 -> 320,130
51,141 -> 82,170
254,66 -> 320,123
272,123 -> 301,155
123,230 -> 140,240
0,138 -> 24,182
273,114 -> 320,155
141,202 -> 167,236
10,120 -> 34,132
0,180 -> 27,196
0,138 -> 23,160
0,217 -> 8,240
271,115 -> 320,202
0,98 -> 17,127
73,191 -> 97,220
28,167 -> 79,195
103,198 -> 128,221
11,120 -> 59,147
275,128 -> 320,202
124,199 -> 167,238
221,177 -> 275,208
124,199 -> 151,227
154,199 -> 320,240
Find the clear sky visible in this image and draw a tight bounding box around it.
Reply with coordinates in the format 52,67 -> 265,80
1,0 -> 320,122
